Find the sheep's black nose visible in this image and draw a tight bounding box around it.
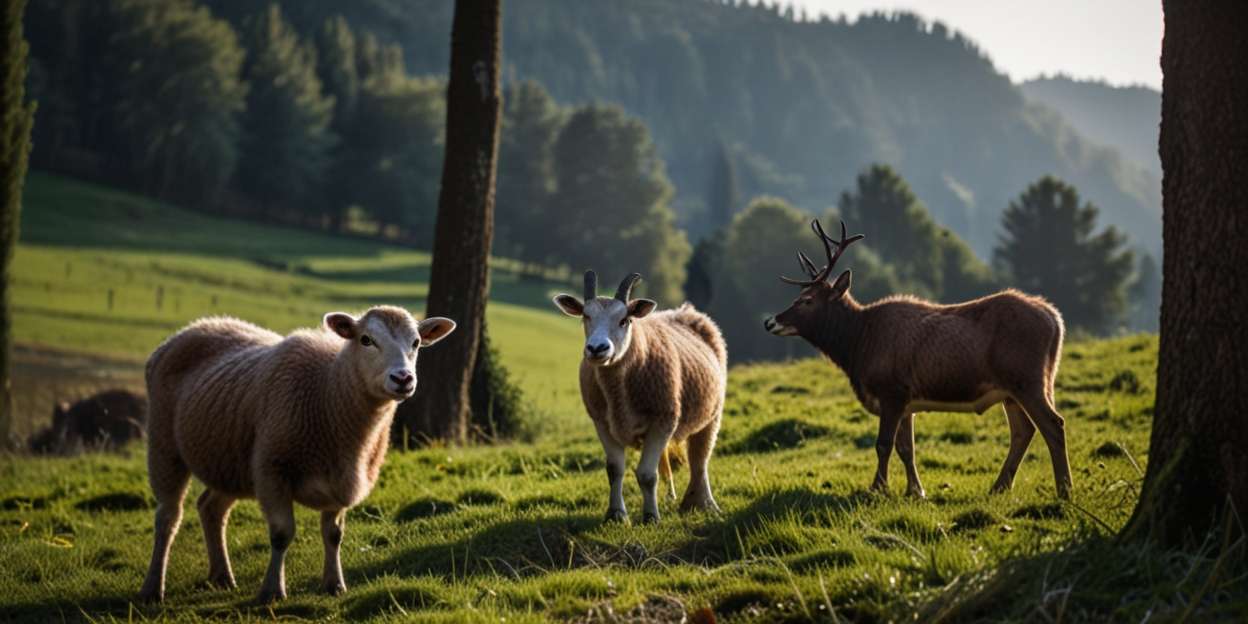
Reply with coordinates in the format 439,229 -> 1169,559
390,372 -> 414,386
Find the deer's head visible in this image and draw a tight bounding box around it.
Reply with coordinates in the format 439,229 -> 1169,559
764,219 -> 864,339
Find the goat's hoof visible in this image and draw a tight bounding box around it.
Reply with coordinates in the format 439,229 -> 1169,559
256,587 -> 287,604
603,508 -> 628,524
641,511 -> 660,525
905,488 -> 927,500
678,497 -> 720,514
136,588 -> 164,605
322,581 -> 346,596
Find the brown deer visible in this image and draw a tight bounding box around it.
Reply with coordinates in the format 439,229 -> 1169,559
763,219 -> 1072,499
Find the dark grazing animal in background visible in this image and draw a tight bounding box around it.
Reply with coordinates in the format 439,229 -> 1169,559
28,389 -> 147,454
763,220 -> 1072,499
138,307 -> 456,603
554,271 -> 728,524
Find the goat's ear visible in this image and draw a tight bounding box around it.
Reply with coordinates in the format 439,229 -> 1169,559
828,270 -> 852,300
417,317 -> 457,346
324,312 -> 358,339
553,294 -> 584,317
628,299 -> 657,318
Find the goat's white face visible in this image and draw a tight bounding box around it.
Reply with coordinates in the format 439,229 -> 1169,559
324,309 -> 457,401
553,296 -> 656,367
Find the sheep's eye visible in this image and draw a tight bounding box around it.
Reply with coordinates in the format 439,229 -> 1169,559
360,335 -> 374,347
412,340 -> 420,350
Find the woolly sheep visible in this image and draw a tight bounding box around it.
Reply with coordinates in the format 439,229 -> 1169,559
137,307 -> 456,603
553,271 -> 727,524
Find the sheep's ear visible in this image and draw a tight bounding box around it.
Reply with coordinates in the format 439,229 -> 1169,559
828,270 -> 852,300
628,299 -> 657,318
552,294 -> 584,317
418,317 -> 457,347
324,312 -> 358,339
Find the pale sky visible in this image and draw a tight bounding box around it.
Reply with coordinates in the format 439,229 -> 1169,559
794,1 -> 1163,89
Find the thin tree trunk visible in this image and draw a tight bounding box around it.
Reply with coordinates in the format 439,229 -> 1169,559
396,0 -> 502,444
1124,1 -> 1248,545
1,0 -> 37,448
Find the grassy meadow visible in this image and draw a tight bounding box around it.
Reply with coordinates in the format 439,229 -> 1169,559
3,174 -> 1228,622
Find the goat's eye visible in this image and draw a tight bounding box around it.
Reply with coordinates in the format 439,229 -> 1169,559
619,318 -> 631,328
360,335 -> 373,347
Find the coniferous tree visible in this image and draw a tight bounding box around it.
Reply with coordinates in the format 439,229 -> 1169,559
994,176 -> 1134,333
315,15 -> 359,230
707,139 -> 740,230
838,164 -> 943,298
1127,252 -> 1160,332
107,0 -> 247,205
495,80 -> 563,266
237,4 -> 335,218
1,0 -> 37,446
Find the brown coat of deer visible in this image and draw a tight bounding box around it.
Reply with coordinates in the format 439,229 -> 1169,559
763,220 -> 1072,499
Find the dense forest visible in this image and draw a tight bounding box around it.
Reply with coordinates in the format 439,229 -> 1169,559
22,0 -> 1158,359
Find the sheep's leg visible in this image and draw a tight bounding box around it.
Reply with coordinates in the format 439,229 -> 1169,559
197,488 -> 237,589
592,419 -> 628,523
990,400 -> 1037,494
680,416 -> 720,513
256,491 -> 296,602
637,424 -> 675,524
320,509 -> 347,595
138,453 -> 191,603
1016,392 -> 1073,500
894,413 -> 925,498
871,404 -> 905,494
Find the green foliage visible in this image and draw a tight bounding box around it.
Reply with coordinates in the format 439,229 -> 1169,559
495,81 -> 564,265
468,325 -> 531,442
1127,252 -> 1160,332
995,176 -> 1135,333
706,139 -> 740,231
2,0 -> 37,446
550,104 -> 689,305
106,0 -> 247,205
236,4 -> 335,212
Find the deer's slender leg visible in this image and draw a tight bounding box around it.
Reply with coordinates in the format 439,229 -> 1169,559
894,412 -> 925,498
1016,392 -> 1073,500
871,403 -> 906,493
991,399 -> 1037,494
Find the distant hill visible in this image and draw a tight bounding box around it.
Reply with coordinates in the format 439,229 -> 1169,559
205,0 -> 1162,257
1021,76 -> 1162,178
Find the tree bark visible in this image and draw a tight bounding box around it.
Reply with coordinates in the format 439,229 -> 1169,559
2,0 -> 37,447
1124,1 -> 1248,545
396,0 -> 502,444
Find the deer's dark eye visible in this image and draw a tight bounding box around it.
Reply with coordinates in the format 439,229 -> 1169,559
360,335 -> 374,347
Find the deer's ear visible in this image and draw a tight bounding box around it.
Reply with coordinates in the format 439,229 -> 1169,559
553,295 -> 584,317
828,270 -> 852,300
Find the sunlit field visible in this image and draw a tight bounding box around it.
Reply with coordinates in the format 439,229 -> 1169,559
0,174 -> 1180,622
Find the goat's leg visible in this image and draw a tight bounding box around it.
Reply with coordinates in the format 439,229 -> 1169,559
320,509 -> 347,595
991,400 -> 1037,494
680,417 -> 720,513
894,413 -> 925,498
637,424 -> 675,524
138,451 -> 191,603
1016,392 -> 1073,500
592,419 -> 628,523
871,405 -> 905,494
256,481 -> 296,602
197,488 -> 238,589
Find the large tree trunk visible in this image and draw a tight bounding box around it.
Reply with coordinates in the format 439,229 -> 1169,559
1124,1 -> 1248,545
1,0 -> 37,447
396,0 -> 502,444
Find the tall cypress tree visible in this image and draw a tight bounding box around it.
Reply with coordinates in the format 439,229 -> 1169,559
1,0 -> 37,445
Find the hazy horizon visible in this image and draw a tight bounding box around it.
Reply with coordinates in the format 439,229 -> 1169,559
795,0 -> 1163,90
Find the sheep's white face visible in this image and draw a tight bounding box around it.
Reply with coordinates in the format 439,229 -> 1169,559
324,309 -> 457,401
553,296 -> 656,367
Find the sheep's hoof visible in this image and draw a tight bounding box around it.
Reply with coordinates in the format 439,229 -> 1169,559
322,581 -> 346,596
255,587 -> 287,604
603,508 -> 628,524
208,573 -> 237,590
678,497 -> 719,514
641,511 -> 660,525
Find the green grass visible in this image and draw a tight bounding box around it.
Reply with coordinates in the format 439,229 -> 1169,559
4,174 -> 1238,622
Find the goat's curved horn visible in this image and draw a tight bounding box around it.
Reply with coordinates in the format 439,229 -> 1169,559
584,270 -> 598,301
615,273 -> 642,302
